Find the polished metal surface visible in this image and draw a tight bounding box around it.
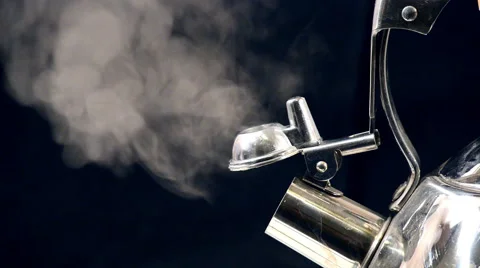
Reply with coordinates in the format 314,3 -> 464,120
302,131 -> 380,182
285,97 -> 323,148
229,96 -> 380,174
401,6 -> 418,22
228,0 -> 480,267
367,27 -> 421,212
266,178 -> 389,268
377,29 -> 421,212
265,139 -> 480,268
372,0 -> 451,35
369,175 -> 480,268
437,137 -> 480,193
368,0 -> 454,212
368,31 -> 380,134
229,96 -> 322,171
303,131 -> 380,157
368,0 -> 451,133
368,0 -> 453,212
229,123 -> 299,171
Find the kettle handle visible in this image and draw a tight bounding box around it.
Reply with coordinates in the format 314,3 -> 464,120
368,0 -> 451,211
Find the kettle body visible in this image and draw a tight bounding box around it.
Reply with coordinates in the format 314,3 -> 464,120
227,0 -> 478,267
370,175 -> 480,268
265,138 -> 480,268
370,138 -> 480,268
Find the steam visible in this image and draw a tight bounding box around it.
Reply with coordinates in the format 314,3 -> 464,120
1,0 -> 304,199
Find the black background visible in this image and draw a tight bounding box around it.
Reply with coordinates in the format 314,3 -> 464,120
1,0 -> 480,267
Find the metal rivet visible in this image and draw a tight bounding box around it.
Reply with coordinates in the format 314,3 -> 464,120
402,6 -> 418,22
316,161 -> 328,173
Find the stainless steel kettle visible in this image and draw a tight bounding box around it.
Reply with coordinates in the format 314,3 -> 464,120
229,0 -> 480,267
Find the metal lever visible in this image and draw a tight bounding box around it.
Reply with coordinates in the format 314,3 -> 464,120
301,131 -> 380,196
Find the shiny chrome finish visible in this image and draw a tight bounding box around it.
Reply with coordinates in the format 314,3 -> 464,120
367,0 -> 451,132
378,30 -> 421,212
229,123 -> 299,171
401,6 -> 418,22
229,96 -> 321,171
369,175 -> 480,268
368,28 -> 421,213
227,0 -> 480,267
229,96 -> 380,174
437,137 -> 480,193
372,0 -> 451,35
302,131 -> 380,183
266,178 -> 390,268
369,139 -> 480,267
302,131 -> 380,158
369,0 -> 452,212
285,97 -> 323,148
267,138 -> 480,268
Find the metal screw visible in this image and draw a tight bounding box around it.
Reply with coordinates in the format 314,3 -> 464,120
316,161 -> 328,173
402,6 -> 418,22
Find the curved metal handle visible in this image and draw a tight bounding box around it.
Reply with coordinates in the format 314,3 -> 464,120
377,30 -> 421,211
369,0 -> 452,133
369,0 -> 452,211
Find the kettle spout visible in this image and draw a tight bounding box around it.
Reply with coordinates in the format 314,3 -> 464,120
265,178 -> 390,268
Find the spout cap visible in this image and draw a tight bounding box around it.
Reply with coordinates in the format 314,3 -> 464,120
229,123 -> 299,171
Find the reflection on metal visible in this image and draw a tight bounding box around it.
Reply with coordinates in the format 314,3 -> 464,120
368,0 -> 450,134
368,28 -> 420,212
369,0 -> 451,211
229,96 -> 381,188
369,175 -> 480,268
265,178 -> 390,268
229,123 -> 299,171
229,97 -> 319,171
377,29 -> 421,212
302,131 -> 379,183
437,137 -> 480,193
372,0 -> 451,35
285,97 -> 322,148
267,140 -> 480,268
401,6 -> 418,22
225,0 -> 480,267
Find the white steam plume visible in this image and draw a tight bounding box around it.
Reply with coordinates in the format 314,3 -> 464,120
1,0 -> 304,199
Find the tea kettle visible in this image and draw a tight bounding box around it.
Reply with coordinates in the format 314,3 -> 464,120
228,0 -> 480,267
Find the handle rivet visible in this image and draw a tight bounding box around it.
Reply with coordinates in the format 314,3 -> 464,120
402,6 -> 418,22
